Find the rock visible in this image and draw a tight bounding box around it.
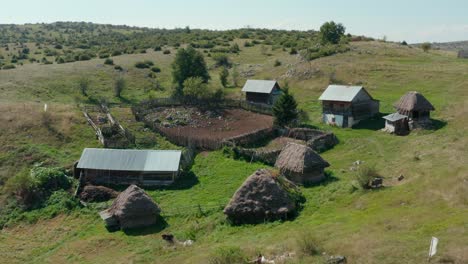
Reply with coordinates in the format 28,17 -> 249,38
370,177 -> 383,188
398,174 -> 405,181
327,255 -> 347,264
353,160 -> 363,165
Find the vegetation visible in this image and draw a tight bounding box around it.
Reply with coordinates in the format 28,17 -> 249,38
219,67 -> 229,87
319,21 -> 346,44
77,77 -> 90,96
421,42 -> 432,52
272,87 -> 298,127
172,47 -> 210,97
114,76 -> 126,97
354,164 -> 381,189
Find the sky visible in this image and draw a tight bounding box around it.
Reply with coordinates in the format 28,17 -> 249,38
1,0 -> 467,43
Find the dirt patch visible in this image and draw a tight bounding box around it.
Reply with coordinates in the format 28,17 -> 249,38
143,107 -> 273,147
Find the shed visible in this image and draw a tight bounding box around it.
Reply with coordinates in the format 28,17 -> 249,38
458,50 -> 468,59
394,91 -> 435,129
382,112 -> 409,135
242,80 -> 282,104
76,148 -> 182,186
275,142 -> 330,184
319,85 -> 380,128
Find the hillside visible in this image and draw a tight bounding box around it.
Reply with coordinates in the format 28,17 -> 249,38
417,40 -> 468,52
0,23 -> 467,264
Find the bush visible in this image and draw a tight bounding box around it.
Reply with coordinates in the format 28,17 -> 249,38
99,53 -> 110,59
154,46 -> 162,51
104,58 -> 114,65
212,53 -> 231,68
114,77 -> 126,97
296,231 -> 320,256
111,50 -> 122,56
290,47 -> 298,55
2,64 -> 15,70
208,246 -> 247,264
150,66 -> 161,73
320,21 -> 346,44
421,42 -> 431,52
354,164 -> 380,189
273,87 -> 298,127
163,49 -> 171,54
274,59 -> 281,67
135,60 -> 154,69
114,65 -> 123,71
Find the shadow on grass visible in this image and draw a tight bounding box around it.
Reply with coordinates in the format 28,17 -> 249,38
107,171 -> 199,192
122,215 -> 168,236
428,118 -> 447,131
302,171 -> 339,188
352,113 -> 387,131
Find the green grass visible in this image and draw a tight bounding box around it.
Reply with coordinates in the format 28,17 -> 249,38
0,39 -> 467,263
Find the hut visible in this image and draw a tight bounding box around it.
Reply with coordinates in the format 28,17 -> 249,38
319,85 -> 380,128
458,50 -> 468,59
224,169 -> 297,224
76,148 -> 182,186
275,143 -> 330,184
241,80 -> 282,104
99,185 -> 161,230
394,91 -> 435,129
382,113 -> 409,135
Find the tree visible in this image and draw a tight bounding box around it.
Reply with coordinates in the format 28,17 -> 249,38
77,77 -> 90,96
220,67 -> 229,87
172,47 -> 210,97
114,77 -> 126,98
231,65 -> 240,87
421,42 -> 431,52
272,87 -> 298,127
319,21 -> 346,44
183,77 -> 208,101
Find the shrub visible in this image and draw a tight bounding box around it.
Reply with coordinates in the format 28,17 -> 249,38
99,53 -> 110,59
104,58 -> 114,65
150,66 -> 161,73
163,49 -> 171,54
208,246 -> 247,264
421,42 -> 431,52
114,65 -> 123,71
172,47 -> 210,97
274,59 -> 281,67
212,53 -> 232,68
154,46 -> 162,51
273,87 -> 298,127
114,77 -> 126,97
2,64 -> 15,70
320,21 -> 346,44
290,47 -> 298,55
56,57 -> 65,64
111,50 -> 122,56
354,164 -> 380,189
296,231 -> 320,256
77,77 -> 90,96
135,60 -> 154,69
78,54 -> 91,61
219,67 -> 229,87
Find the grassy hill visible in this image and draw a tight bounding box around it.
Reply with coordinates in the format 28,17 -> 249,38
0,23 -> 467,264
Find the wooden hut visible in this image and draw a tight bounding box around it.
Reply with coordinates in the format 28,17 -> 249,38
318,85 -> 380,128
394,91 -> 435,129
382,112 -> 409,135
241,80 -> 282,104
76,148 -> 182,186
275,143 -> 330,184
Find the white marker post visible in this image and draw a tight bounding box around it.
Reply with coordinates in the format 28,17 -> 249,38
428,237 -> 438,262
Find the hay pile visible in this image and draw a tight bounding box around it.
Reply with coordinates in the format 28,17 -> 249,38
101,185 -> 161,229
224,169 -> 297,224
394,91 -> 435,112
80,185 -> 119,202
275,142 -> 330,184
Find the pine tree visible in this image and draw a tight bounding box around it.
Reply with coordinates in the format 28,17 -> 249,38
272,87 -> 298,127
220,67 -> 229,87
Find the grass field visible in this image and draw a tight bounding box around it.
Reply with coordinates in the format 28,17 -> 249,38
0,36 -> 467,263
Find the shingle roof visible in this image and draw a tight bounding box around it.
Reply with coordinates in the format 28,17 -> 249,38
77,148 -> 181,172
318,85 -> 366,102
383,112 -> 408,122
394,91 -> 435,112
241,80 -> 278,94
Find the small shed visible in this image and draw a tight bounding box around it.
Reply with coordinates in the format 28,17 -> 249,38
319,85 -> 380,128
76,148 -> 182,186
241,80 -> 282,104
275,143 -> 330,184
458,50 -> 468,59
394,91 -> 435,129
382,112 -> 409,135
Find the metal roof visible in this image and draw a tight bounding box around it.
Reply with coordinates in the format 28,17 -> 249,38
383,112 -> 408,122
241,80 -> 278,94
77,148 -> 182,172
318,85 -> 364,102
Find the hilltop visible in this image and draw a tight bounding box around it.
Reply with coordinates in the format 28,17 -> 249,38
0,22 -> 467,264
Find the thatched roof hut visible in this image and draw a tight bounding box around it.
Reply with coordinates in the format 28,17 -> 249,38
224,169 -> 297,224
100,185 -> 161,229
393,91 -> 435,127
275,143 -> 330,184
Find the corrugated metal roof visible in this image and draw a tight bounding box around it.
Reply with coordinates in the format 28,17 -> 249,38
318,85 -> 364,102
383,112 -> 408,122
77,148 -> 181,172
241,80 -> 278,94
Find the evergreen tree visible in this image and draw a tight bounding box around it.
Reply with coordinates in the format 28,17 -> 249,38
220,67 -> 229,87
272,87 -> 298,127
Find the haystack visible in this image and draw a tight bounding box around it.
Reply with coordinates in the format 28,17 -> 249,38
100,185 -> 161,229
394,91 -> 435,113
275,142 -> 330,184
224,169 -> 297,224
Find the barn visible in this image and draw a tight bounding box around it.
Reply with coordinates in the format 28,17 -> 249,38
76,148 -> 182,186
319,85 -> 380,128
458,50 -> 468,59
241,80 -> 282,104
394,91 -> 435,129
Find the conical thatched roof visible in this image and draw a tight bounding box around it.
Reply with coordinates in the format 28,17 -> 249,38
393,91 -> 435,112
106,185 -> 161,229
275,143 -> 330,174
224,169 -> 297,224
